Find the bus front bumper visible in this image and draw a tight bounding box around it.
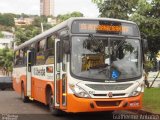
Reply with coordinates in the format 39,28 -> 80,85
65,93 -> 143,113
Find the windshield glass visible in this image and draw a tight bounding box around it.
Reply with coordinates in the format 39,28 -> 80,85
71,36 -> 142,82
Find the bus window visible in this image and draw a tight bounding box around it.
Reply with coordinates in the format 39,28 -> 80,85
46,36 -> 55,49
23,47 -> 28,65
45,36 -> 55,64
14,50 -> 24,66
14,50 -> 19,66
36,39 -> 46,65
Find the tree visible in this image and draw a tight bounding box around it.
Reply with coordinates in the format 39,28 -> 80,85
129,0 -> 160,87
32,15 -> 48,27
0,13 -> 15,26
15,25 -> 41,45
32,15 -> 53,32
57,11 -> 83,23
0,48 -> 13,76
130,0 -> 160,57
15,15 -> 55,45
92,0 -> 139,19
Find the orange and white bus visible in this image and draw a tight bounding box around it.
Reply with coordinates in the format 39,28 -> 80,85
13,18 -> 147,115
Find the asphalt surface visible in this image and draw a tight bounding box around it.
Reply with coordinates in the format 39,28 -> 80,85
0,90 -> 159,120
0,90 -> 120,120
0,90 -> 116,120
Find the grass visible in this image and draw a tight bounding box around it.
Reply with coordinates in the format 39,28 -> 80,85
143,88 -> 160,114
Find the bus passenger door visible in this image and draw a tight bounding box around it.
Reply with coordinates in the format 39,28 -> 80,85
26,50 -> 33,97
55,39 -> 68,109
54,39 -> 61,107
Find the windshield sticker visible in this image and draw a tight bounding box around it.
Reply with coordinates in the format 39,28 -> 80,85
112,70 -> 119,80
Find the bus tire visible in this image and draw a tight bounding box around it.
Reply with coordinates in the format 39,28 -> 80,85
21,83 -> 29,103
48,90 -> 64,116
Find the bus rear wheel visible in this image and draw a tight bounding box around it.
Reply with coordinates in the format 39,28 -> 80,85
21,83 -> 29,103
48,90 -> 64,116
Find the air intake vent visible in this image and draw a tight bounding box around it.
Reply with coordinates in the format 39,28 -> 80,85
96,101 -> 121,107
93,93 -> 125,97
86,83 -> 132,91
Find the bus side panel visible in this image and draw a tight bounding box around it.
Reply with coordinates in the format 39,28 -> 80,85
31,65 -> 54,104
32,77 -> 54,104
13,77 -> 21,94
12,67 -> 26,95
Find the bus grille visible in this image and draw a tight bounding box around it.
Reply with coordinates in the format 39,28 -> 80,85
95,101 -> 121,107
85,83 -> 132,91
93,93 -> 125,97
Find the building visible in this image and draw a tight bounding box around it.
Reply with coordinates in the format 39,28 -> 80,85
0,31 -> 14,49
14,18 -> 34,26
40,0 -> 54,16
47,17 -> 57,25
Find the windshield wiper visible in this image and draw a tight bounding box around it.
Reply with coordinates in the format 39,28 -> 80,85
98,65 -> 110,74
88,34 -> 104,52
89,64 -> 110,75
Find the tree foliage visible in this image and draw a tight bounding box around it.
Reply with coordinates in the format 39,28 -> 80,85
15,25 -> 41,45
32,15 -> 48,27
57,11 -> 83,23
15,15 -> 53,45
0,13 -> 15,26
130,0 -> 160,56
92,0 -> 139,19
0,48 -> 13,76
32,16 -> 53,31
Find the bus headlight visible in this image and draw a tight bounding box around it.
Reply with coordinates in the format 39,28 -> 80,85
130,85 -> 143,97
69,84 -> 90,98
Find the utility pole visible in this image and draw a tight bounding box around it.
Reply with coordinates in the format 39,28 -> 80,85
41,22 -> 44,33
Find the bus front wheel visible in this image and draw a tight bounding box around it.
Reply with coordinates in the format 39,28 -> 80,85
48,90 -> 64,116
21,83 -> 29,103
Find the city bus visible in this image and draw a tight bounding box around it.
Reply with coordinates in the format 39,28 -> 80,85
12,18 -> 147,115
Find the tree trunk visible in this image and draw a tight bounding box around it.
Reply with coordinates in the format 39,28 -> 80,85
149,71 -> 160,88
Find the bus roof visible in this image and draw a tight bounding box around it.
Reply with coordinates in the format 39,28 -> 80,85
69,17 -> 136,24
14,17 -> 137,51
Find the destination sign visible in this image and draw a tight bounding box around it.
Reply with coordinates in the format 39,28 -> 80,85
79,24 -> 129,33
72,20 -> 140,36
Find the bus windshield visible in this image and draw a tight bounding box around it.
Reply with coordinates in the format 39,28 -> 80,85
71,36 -> 142,82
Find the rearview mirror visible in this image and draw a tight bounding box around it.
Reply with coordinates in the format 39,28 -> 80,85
28,52 -> 34,66
28,49 -> 35,66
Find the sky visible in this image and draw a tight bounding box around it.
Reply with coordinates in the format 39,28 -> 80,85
0,0 -> 100,17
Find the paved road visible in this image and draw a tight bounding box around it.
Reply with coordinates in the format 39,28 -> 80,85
0,90 -> 158,120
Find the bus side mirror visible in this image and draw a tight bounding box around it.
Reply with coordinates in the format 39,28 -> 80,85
28,51 -> 34,66
142,39 -> 148,53
63,40 -> 70,54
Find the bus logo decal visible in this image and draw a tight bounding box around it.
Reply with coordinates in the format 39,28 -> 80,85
33,67 -> 45,76
108,92 -> 113,98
